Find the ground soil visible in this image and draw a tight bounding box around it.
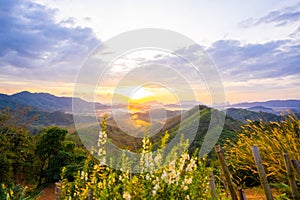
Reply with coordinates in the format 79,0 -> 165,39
38,184 -> 55,200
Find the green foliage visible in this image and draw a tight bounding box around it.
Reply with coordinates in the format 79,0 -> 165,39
58,117 -> 223,200
36,127 -> 68,157
163,106 -> 240,163
28,110 -> 74,126
0,108 -> 89,191
226,108 -> 282,123
35,127 -> 87,185
0,108 -> 35,185
0,184 -> 41,200
224,114 -> 300,186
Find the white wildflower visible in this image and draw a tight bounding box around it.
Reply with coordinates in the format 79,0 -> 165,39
152,183 -> 159,196
161,170 -> 168,182
183,185 -> 188,191
154,153 -> 161,166
186,158 -> 196,172
186,177 -> 192,184
146,173 -> 150,180
152,189 -> 157,196
123,191 -> 131,200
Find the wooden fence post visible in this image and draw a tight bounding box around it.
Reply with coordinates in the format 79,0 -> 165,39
88,189 -> 93,200
215,145 -> 238,200
291,159 -> 300,178
251,146 -> 273,200
55,182 -> 61,200
209,170 -> 217,199
219,166 -> 229,198
283,154 -> 299,200
238,187 -> 247,200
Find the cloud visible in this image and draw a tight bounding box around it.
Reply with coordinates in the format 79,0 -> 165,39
240,2 -> 300,27
0,0 -> 100,82
289,26 -> 300,38
207,39 -> 300,82
105,36 -> 300,96
123,38 -> 299,99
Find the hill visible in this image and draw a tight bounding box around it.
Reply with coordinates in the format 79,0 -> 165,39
77,105 -> 242,157
0,93 -> 29,110
226,108 -> 282,123
0,91 -> 109,113
158,105 -> 241,155
0,91 -> 102,131
247,106 -> 276,114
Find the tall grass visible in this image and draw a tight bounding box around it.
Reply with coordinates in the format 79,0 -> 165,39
224,114 -> 300,185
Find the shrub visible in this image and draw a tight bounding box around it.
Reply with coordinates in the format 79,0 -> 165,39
0,184 -> 41,200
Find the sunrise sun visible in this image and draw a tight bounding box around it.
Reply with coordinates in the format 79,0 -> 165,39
130,87 -> 153,101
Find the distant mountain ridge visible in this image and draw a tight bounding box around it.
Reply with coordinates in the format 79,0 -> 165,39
1,91 -> 299,126
247,106 -> 276,114
229,99 -> 300,114
0,91 -> 109,113
226,108 -> 282,123
231,99 -> 300,108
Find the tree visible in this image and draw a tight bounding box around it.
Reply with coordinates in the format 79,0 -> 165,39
35,127 -> 67,185
0,108 -> 34,185
35,127 -> 87,185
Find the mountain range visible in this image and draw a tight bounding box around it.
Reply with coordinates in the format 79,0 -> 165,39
229,99 -> 300,114
1,91 -> 300,155
1,91 -> 300,128
0,91 -> 109,113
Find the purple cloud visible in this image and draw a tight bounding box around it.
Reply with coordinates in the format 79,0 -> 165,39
0,0 -> 100,81
240,2 -> 300,27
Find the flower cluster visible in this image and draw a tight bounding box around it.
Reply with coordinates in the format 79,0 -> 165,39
59,118 -> 217,199
97,115 -> 108,165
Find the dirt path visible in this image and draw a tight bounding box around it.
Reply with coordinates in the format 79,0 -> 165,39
39,184 -> 55,200
244,188 -> 266,200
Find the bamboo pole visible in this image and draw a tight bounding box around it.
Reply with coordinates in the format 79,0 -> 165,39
283,154 -> 299,200
291,159 -> 300,178
215,145 -> 238,200
251,146 -> 273,200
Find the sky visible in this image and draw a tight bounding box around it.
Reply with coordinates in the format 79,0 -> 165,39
0,0 -> 300,104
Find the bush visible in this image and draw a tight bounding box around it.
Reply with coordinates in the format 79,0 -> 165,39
0,184 -> 41,200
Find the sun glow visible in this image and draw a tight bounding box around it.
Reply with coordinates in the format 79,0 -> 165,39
130,87 -> 153,101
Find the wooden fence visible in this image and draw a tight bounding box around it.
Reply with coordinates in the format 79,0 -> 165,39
213,145 -> 300,200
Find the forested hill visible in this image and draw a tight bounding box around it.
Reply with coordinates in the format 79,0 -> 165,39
226,108 -> 283,123
158,105 -> 241,155
0,91 -> 99,129
0,91 -> 108,112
